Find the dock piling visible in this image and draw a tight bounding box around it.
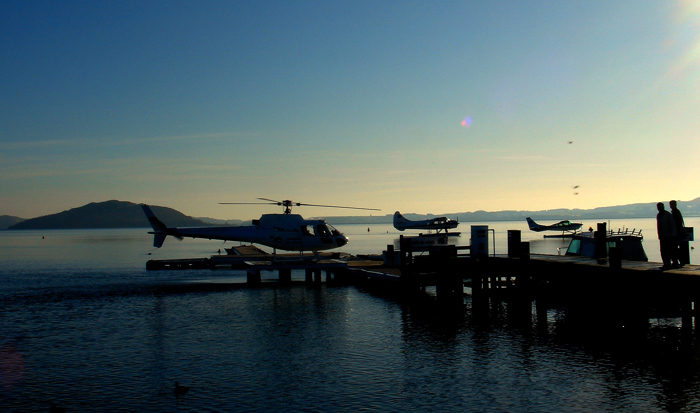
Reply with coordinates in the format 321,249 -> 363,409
279,268 -> 292,284
247,268 -> 261,285
508,230 -> 521,258
595,222 -> 607,263
305,268 -> 312,283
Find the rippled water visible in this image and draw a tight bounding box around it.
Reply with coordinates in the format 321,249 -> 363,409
1,225 -> 700,412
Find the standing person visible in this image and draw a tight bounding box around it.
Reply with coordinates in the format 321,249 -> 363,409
670,200 -> 687,267
657,202 -> 677,270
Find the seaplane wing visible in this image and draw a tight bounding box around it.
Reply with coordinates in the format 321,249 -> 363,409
393,211 -> 459,232
526,217 -> 582,233
142,204 -> 348,252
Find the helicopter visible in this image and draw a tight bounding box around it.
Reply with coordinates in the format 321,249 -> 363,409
142,199 -> 379,256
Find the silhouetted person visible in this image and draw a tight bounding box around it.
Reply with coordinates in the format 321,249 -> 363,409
657,202 -> 676,270
670,200 -> 686,267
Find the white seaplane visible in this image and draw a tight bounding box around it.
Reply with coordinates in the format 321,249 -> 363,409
142,199 -> 379,256
393,211 -> 459,234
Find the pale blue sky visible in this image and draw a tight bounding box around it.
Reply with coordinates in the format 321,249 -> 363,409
2,1 -> 699,219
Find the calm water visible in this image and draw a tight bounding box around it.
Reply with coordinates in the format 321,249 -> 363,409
1,219 -> 699,412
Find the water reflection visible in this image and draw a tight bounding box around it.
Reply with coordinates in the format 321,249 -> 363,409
395,293 -> 700,412
2,226 -> 700,411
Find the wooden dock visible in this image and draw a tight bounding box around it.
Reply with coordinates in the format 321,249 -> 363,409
146,244 -> 352,271
145,242 -> 700,328
338,247 -> 700,328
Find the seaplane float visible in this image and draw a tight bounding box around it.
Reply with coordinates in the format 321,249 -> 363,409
392,211 -> 460,251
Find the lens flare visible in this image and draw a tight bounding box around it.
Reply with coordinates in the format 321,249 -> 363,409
665,1 -> 700,85
461,116 -> 472,127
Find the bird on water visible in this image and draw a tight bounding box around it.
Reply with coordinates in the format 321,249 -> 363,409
49,403 -> 67,413
175,381 -> 189,397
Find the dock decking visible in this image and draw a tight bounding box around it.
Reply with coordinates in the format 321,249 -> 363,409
145,243 -> 700,327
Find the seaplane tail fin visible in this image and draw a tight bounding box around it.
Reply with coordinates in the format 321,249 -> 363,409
526,217 -> 541,231
393,211 -> 406,231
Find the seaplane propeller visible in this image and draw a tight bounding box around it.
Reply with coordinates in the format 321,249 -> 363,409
220,198 -> 380,215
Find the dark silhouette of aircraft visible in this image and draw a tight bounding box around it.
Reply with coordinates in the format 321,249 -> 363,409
526,217 -> 582,234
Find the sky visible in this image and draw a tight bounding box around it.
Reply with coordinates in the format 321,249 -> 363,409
1,1 -> 699,220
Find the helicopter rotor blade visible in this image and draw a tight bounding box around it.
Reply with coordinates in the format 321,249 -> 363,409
297,203 -> 380,211
219,202 -> 274,205
220,199 -> 379,213
256,198 -> 282,204
256,198 -> 302,207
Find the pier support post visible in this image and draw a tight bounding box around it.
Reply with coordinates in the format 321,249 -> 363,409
608,246 -> 621,269
508,230 -> 521,258
399,235 -> 413,269
680,238 -> 691,266
247,268 -> 261,285
595,222 -> 607,263
279,268 -> 292,284
305,268 -> 313,283
313,269 -> 322,284
520,242 -> 530,260
467,258 -> 486,299
433,246 -> 462,302
399,235 -> 421,296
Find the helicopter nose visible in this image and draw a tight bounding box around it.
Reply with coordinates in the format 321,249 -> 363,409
336,236 -> 348,247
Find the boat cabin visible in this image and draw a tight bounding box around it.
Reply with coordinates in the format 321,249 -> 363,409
565,229 -> 648,261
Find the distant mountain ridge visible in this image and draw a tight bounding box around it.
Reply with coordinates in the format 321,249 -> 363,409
318,197 -> 700,224
4,197 -> 699,230
0,215 -> 25,230
7,200 -> 212,230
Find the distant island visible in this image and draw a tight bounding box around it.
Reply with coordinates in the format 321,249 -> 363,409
4,201 -> 213,230
2,198 -> 699,230
0,215 -> 25,229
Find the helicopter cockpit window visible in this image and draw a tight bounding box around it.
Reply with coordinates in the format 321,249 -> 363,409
301,225 -> 316,236
317,224 -> 330,237
326,224 -> 341,236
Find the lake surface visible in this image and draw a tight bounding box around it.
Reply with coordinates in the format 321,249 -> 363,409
1,219 -> 699,412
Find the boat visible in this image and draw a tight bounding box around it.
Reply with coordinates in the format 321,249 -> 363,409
565,228 -> 648,261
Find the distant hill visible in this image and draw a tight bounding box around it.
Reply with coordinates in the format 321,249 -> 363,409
0,215 -> 25,230
195,216 -> 252,226
319,197 -> 700,224
7,200 -> 212,230
6,197 -> 699,230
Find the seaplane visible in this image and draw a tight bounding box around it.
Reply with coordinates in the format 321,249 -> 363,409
142,199 -> 379,257
393,211 -> 459,234
526,217 -> 582,238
